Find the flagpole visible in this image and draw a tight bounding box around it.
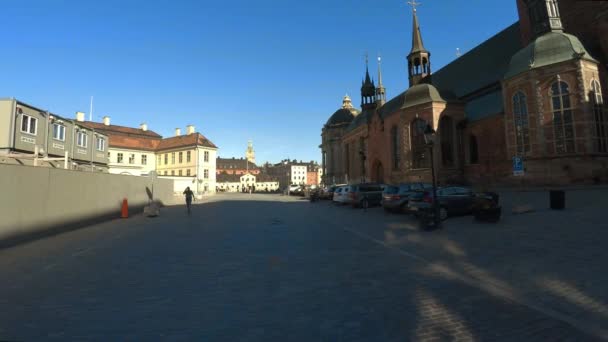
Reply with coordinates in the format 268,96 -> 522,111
89,96 -> 94,121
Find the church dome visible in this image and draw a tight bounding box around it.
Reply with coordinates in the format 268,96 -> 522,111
402,83 -> 446,109
505,32 -> 598,80
325,95 -> 359,127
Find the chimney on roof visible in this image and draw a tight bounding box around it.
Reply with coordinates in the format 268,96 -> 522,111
103,116 -> 111,126
186,125 -> 195,135
140,123 -> 148,131
76,111 -> 85,122
175,128 -> 181,136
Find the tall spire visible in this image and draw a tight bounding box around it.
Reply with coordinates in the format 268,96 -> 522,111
364,53 -> 372,85
407,1 -> 431,87
361,53 -> 377,110
410,6 -> 427,54
376,55 -> 386,106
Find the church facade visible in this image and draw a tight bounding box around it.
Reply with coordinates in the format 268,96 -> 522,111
321,0 -> 608,187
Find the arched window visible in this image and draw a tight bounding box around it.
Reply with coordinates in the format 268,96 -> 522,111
469,135 -> 479,164
551,81 -> 575,154
439,116 -> 454,167
391,126 -> 400,170
592,80 -> 607,152
411,119 -> 429,169
512,91 -> 531,155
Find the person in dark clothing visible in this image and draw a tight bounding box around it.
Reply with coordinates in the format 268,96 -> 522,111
183,187 -> 195,214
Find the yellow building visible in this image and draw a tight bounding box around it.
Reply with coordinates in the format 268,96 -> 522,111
156,125 -> 218,193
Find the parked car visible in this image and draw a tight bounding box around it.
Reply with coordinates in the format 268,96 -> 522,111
348,183 -> 385,208
325,184 -> 346,200
382,183 -> 433,213
332,186 -> 351,204
407,186 -> 475,221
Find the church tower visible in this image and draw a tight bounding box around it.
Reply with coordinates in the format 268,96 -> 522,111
407,4 -> 431,87
376,56 -> 387,106
525,0 -> 563,39
246,140 -> 255,164
361,56 -> 377,111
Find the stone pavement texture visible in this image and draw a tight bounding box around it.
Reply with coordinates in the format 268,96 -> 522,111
0,192 -> 605,341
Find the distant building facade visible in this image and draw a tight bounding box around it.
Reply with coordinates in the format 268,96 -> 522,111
216,172 -> 279,192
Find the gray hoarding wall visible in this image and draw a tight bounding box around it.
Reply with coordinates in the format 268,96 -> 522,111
0,164 -> 174,244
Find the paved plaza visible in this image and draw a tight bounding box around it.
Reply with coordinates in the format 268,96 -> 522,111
0,192 -> 606,341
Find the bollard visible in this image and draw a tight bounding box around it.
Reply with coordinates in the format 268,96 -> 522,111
549,190 -> 565,210
121,198 -> 129,218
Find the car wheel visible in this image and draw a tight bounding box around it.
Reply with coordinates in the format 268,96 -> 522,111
439,207 -> 448,221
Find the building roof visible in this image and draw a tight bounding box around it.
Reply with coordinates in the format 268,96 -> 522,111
79,121 -> 162,138
156,133 -> 218,151
402,83 -> 446,109
346,109 -> 371,132
424,22 -> 522,99
217,157 -> 258,170
326,108 -> 358,127
504,32 -> 598,79
105,135 -> 161,151
78,122 -> 160,150
217,173 -> 241,183
257,174 -> 279,182
464,90 -> 504,122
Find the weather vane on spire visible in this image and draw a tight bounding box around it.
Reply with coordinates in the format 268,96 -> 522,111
408,0 -> 421,12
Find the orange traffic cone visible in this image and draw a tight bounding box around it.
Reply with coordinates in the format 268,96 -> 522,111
121,198 -> 129,218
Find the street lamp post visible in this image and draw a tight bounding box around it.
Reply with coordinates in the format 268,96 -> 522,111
359,149 -> 366,184
424,124 -> 441,229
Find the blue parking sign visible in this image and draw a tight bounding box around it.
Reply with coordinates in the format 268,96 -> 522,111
513,156 -> 524,176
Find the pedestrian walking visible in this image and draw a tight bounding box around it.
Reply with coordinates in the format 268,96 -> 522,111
183,187 -> 195,215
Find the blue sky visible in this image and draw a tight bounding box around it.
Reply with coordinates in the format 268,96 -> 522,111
0,0 -> 519,164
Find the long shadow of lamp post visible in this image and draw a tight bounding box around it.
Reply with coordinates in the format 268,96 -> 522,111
424,124 -> 441,229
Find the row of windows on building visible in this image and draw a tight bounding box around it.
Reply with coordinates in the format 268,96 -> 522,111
22,115 -> 106,151
113,153 -> 149,165
157,151 -> 210,166
159,169 -> 210,178
342,79 -> 606,175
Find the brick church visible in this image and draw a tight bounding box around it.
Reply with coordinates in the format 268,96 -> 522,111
320,0 -> 607,187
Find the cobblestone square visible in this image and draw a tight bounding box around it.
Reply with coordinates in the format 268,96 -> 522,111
0,193 -> 605,341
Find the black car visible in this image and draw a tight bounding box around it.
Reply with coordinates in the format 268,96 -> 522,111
382,183 -> 433,213
407,186 -> 475,220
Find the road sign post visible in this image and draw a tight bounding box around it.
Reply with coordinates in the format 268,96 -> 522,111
513,156 -> 524,176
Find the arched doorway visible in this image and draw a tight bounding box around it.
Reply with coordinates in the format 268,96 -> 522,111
372,160 -> 384,184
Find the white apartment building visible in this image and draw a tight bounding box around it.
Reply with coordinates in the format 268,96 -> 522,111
291,164 -> 308,185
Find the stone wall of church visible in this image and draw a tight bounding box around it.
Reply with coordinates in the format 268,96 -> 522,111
342,125 -> 367,184
463,115 -> 510,187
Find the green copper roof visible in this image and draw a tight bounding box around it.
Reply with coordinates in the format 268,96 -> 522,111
464,91 -> 504,122
402,83 -> 446,109
505,32 -> 598,79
